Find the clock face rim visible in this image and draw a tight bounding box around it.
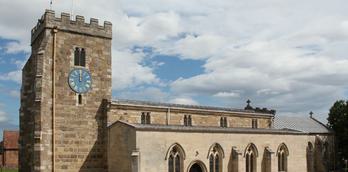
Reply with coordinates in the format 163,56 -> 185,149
68,68 -> 92,94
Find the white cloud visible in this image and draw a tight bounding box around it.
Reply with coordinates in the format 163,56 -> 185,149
9,90 -> 20,98
0,111 -> 6,122
0,103 -> 7,122
139,12 -> 182,42
0,60 -> 25,84
162,34 -> 226,60
170,97 -> 198,105
112,49 -> 159,90
4,41 -> 30,54
10,59 -> 26,68
115,87 -> 169,102
0,70 -> 22,83
214,91 -> 240,98
0,0 -> 348,120
256,89 -> 279,96
114,11 -> 182,49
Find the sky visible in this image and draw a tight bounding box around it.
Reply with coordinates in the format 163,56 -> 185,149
1,0 -> 348,138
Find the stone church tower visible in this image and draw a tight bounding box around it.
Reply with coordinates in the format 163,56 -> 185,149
20,10 -> 112,172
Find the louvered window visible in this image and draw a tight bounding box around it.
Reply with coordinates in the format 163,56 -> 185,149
74,47 -> 86,67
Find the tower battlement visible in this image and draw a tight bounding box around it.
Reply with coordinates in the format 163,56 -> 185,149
31,9 -> 112,43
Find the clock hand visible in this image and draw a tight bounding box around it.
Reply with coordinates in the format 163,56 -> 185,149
79,69 -> 82,82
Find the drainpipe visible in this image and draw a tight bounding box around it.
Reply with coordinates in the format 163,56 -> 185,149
52,26 -> 58,172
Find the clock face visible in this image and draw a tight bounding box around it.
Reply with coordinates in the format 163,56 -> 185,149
68,68 -> 92,93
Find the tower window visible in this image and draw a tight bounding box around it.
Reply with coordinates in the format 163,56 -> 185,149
80,48 -> 86,67
74,47 -> 86,67
74,47 -> 80,66
78,94 -> 82,105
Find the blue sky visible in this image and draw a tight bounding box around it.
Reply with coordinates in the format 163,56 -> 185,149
1,0 -> 348,138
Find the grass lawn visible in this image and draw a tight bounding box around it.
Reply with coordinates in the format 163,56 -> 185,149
0,169 -> 18,172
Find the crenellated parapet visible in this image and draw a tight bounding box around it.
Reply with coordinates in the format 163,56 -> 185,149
31,9 -> 112,43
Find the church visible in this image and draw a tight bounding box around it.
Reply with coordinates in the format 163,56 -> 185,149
19,10 -> 335,172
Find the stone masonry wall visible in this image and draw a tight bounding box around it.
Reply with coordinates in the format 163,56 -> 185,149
135,130 -> 311,172
20,45 -> 43,172
108,122 -> 335,172
108,106 -> 272,129
108,122 -> 136,172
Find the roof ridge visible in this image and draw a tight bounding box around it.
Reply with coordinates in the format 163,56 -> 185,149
108,122 -> 305,135
107,120 -> 136,128
111,98 -> 275,115
112,98 -> 241,109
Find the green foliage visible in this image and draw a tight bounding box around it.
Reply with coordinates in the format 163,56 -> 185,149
328,100 -> 348,161
0,169 -> 18,172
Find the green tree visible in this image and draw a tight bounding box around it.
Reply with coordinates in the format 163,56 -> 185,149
327,100 -> 348,167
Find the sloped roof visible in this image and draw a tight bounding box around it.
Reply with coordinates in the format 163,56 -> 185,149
109,120 -> 304,135
3,131 -> 19,149
274,116 -> 331,134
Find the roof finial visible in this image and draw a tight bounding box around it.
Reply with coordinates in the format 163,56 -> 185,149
50,0 -> 53,10
71,0 -> 74,19
309,111 -> 314,118
245,99 -> 253,110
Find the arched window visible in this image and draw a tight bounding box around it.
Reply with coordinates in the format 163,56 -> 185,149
167,144 -> 185,172
208,143 -> 224,172
262,147 -> 272,172
209,154 -> 214,172
80,48 -> 86,66
74,47 -> 80,66
245,143 -> 258,172
74,47 -> 86,67
277,143 -> 289,172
